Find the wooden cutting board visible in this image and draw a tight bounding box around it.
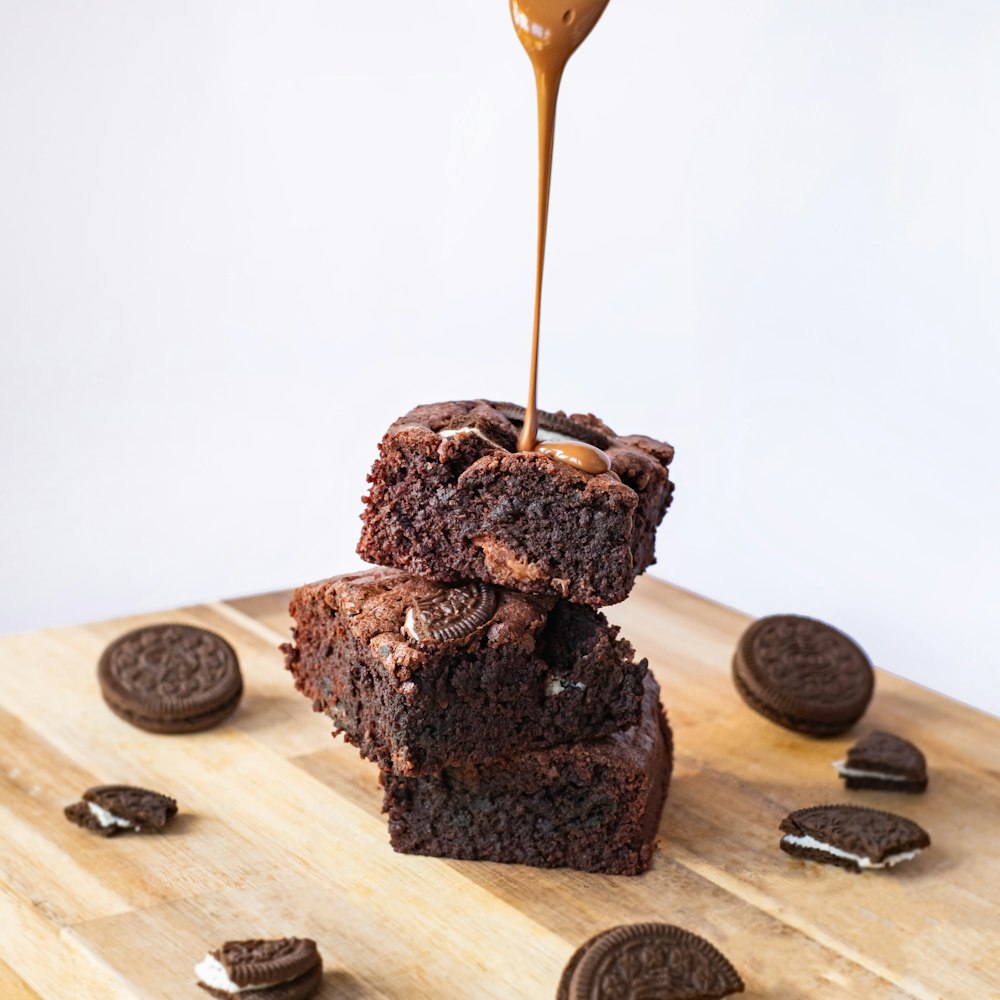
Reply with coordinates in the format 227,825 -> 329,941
1,575 -> 997,1000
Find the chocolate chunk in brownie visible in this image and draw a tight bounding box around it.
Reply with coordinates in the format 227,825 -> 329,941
381,674 -> 672,875
356,400 -> 674,607
283,568 -> 648,775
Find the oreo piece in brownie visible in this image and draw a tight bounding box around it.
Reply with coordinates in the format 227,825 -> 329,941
381,674 -> 672,875
283,568 -> 648,775
356,400 -> 674,607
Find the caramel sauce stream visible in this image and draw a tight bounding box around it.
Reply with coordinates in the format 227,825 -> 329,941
510,0 -> 611,456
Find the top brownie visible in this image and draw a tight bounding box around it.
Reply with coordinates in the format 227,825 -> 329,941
357,400 -> 674,607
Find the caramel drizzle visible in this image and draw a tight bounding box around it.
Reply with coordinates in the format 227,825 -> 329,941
509,0 -> 611,455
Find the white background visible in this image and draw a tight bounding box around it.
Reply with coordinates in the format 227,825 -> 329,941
1,2 -> 998,714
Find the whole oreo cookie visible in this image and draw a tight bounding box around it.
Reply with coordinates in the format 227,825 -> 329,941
732,614 -> 874,736
64,784 -> 178,836
99,624 -> 243,734
402,581 -> 499,643
195,938 -> 322,999
557,923 -> 744,1000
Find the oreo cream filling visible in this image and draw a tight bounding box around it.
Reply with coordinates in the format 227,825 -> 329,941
782,833 -> 921,869
545,675 -> 586,696
536,428 -> 588,446
439,426 -> 506,450
194,955 -> 277,993
438,425 -> 588,450
833,760 -> 910,782
402,607 -> 419,642
87,801 -> 134,830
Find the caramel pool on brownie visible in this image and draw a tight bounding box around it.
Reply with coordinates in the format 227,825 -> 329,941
356,399 -> 675,608
283,567 -> 648,775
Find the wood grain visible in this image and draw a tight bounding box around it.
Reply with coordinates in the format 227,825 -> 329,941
1,576 -> 998,999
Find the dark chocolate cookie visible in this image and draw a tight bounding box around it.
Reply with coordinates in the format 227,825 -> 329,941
557,923 -> 744,1000
403,580 -> 499,643
780,804 -> 930,872
196,938 -> 322,999
98,624 -> 243,733
732,614 -> 874,736
64,784 -> 178,836
834,731 -> 928,792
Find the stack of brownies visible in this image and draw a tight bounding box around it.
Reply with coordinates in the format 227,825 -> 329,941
283,399 -> 676,875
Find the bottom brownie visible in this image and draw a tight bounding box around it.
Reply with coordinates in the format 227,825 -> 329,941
381,674 -> 672,876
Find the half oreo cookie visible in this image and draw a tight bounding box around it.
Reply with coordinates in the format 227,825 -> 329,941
834,731 -> 928,792
195,938 -> 322,999
732,614 -> 874,736
557,923 -> 744,1000
64,784 -> 178,837
98,623 -> 243,734
779,804 -> 930,872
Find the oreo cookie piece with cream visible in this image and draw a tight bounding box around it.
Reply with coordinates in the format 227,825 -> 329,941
64,785 -> 177,837
779,804 -> 930,872
834,731 -> 928,793
195,938 -> 322,999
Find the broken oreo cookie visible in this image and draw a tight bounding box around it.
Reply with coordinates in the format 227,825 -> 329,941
779,803 -> 930,872
64,785 -> 177,836
98,623 -> 243,734
195,938 -> 322,999
557,923 -> 744,1000
732,614 -> 874,736
834,731 -> 928,793
402,580 -> 498,643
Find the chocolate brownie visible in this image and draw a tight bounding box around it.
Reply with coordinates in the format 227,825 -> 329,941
283,568 -> 648,775
356,400 -> 674,607
381,674 -> 672,875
